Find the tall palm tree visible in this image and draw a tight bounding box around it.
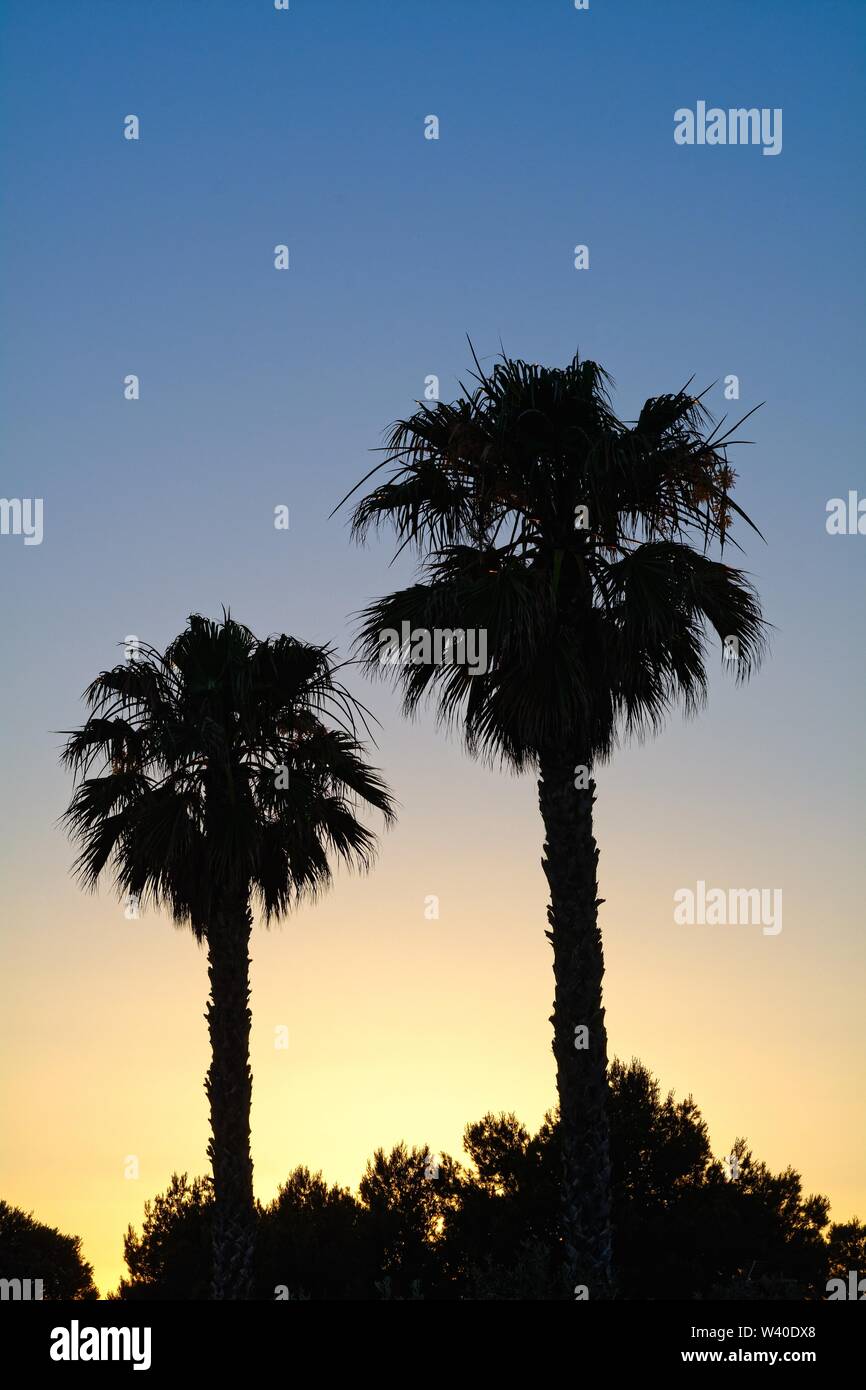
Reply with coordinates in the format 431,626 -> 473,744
61,612 -> 394,1299
338,351 -> 767,1295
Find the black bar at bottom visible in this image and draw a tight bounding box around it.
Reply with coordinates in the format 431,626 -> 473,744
2,1298 -> 860,1375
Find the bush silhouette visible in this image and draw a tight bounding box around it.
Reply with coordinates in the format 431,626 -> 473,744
0,1201 -> 98,1300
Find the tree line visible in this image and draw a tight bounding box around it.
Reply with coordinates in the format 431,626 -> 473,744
3,1061 -> 862,1301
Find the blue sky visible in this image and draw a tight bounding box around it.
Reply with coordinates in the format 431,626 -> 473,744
3,0 -> 863,841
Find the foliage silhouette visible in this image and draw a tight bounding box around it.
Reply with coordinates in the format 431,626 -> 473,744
826,1219 -> 866,1281
0,1201 -> 98,1300
119,1175 -> 214,1301
258,1168 -> 373,1300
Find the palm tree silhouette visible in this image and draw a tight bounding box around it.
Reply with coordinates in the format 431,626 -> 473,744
61,612 -> 394,1299
340,351 -> 767,1293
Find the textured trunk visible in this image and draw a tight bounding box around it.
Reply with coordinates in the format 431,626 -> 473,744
205,891 -> 255,1300
538,750 -> 613,1297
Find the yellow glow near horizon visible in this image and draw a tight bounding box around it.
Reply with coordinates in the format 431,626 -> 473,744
2,731 -> 864,1296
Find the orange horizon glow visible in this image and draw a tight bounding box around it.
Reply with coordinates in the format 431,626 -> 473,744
3,720 -> 863,1296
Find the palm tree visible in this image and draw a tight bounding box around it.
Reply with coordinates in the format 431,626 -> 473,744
61,612 -> 394,1299
338,351 -> 767,1295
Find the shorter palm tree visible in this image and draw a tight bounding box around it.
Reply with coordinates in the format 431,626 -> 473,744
61,612 -> 394,1299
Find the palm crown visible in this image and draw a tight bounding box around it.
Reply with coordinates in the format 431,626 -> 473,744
344,352 -> 768,767
61,613 -> 395,936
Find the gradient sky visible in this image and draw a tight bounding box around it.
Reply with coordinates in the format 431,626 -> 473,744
1,0 -> 864,1295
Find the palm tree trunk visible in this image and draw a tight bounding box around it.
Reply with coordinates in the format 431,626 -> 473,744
538,750 -> 613,1297
205,892 -> 255,1300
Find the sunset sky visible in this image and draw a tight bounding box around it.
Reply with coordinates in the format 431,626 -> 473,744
1,0 -> 864,1294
